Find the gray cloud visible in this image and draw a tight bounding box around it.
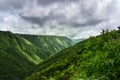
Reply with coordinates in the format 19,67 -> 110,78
21,16 -> 48,26
0,0 -> 26,10
0,0 -> 119,39
58,18 -> 105,27
20,0 -> 107,27
21,10 -> 104,27
37,0 -> 79,6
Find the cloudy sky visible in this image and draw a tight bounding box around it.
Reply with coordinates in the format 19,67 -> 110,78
0,0 -> 120,39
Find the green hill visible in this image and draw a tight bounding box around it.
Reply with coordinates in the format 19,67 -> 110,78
19,34 -> 73,54
0,31 -> 42,80
0,31 -> 73,80
26,30 -> 120,80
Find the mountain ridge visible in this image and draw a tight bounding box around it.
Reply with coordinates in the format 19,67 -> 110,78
0,31 -> 73,80
19,34 -> 73,54
26,30 -> 120,80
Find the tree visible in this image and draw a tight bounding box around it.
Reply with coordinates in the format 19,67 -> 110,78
117,26 -> 120,30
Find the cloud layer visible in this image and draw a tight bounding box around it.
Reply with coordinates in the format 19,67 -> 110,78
0,0 -> 120,39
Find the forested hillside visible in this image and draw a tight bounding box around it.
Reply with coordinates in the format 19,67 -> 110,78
19,34 -> 73,54
26,30 -> 120,80
0,31 -> 73,80
0,31 -> 42,80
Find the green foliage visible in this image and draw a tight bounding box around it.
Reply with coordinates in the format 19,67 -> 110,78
0,31 -> 73,80
26,30 -> 120,80
19,34 -> 73,54
0,31 -> 40,80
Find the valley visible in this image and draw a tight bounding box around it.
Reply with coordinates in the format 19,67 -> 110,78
0,30 -> 120,80
0,31 -> 73,80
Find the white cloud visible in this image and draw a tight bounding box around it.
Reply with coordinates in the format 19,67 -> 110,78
0,0 -> 120,39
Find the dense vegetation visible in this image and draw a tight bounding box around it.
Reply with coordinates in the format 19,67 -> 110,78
0,31 -> 73,80
26,30 -> 120,80
19,34 -> 73,54
0,31 -> 39,80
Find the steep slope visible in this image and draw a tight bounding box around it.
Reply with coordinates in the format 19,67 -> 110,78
26,30 -> 120,80
0,31 -> 51,80
0,31 -> 73,80
19,34 -> 73,54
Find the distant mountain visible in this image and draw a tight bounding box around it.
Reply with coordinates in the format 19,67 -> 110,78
0,31 -> 73,80
26,30 -> 120,80
72,38 -> 85,44
19,34 -> 73,54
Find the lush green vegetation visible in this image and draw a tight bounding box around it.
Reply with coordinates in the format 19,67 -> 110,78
26,30 -> 120,80
0,31 -> 38,80
0,31 -> 73,80
19,34 -> 73,54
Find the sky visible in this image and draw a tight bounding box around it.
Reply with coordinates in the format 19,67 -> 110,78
0,0 -> 120,39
